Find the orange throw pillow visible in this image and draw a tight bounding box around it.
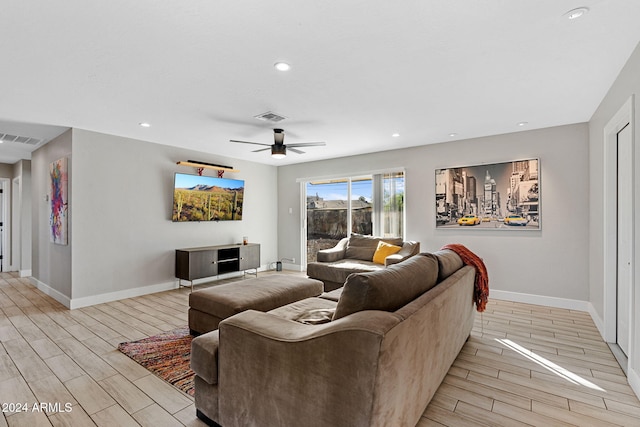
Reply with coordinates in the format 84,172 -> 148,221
372,241 -> 402,265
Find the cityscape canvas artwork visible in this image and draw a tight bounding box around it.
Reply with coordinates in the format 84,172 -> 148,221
49,157 -> 68,244
435,158 -> 539,230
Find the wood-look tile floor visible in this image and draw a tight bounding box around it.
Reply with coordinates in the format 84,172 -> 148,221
0,271 -> 639,426
420,299 -> 640,426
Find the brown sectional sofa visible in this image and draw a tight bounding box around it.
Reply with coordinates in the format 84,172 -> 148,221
306,233 -> 421,291
191,249 -> 477,427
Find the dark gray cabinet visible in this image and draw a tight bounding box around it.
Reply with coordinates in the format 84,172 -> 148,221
175,243 -> 260,287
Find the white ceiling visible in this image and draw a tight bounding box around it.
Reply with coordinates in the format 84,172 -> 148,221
1,1 -> 639,166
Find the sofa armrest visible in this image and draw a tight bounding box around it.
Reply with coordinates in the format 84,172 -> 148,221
316,237 -> 349,262
385,241 -> 420,266
217,310 -> 401,427
191,330 -> 219,385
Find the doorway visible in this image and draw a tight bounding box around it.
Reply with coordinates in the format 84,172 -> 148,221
603,96 -> 635,373
12,177 -> 21,274
0,178 -> 8,272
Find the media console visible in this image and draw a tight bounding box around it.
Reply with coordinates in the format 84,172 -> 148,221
175,243 -> 260,290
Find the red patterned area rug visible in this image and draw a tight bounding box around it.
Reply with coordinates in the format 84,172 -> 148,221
117,326 -> 194,396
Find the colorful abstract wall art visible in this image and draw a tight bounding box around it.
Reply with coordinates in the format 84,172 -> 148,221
50,157 -> 68,245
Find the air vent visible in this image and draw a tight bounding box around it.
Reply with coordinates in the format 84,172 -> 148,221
253,111 -> 287,123
0,132 -> 43,145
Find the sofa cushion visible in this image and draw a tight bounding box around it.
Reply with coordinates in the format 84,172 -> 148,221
433,249 -> 464,281
345,233 -> 403,261
306,259 -> 384,287
384,241 -> 419,266
189,275 -> 323,321
319,287 -> 343,302
191,330 -> 219,385
333,253 -> 439,320
372,241 -> 402,265
268,297 -> 338,325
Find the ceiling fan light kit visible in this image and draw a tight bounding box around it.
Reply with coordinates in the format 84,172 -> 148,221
271,144 -> 286,159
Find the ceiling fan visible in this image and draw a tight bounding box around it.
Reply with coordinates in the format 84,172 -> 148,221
230,128 -> 326,159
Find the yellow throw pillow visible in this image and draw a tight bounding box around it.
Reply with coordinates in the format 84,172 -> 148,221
372,241 -> 402,265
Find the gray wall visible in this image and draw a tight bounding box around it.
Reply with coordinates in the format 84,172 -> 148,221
32,129 -> 73,297
278,123 -> 589,301
0,164 -> 12,178
68,129 -> 278,300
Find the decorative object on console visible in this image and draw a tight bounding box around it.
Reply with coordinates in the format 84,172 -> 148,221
435,158 -> 539,230
172,172 -> 244,222
230,128 -> 326,159
49,157 -> 68,245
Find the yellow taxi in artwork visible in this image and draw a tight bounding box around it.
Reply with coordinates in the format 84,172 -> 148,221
504,214 -> 528,226
457,215 -> 480,226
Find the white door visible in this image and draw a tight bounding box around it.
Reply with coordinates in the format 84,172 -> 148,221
617,123 -> 632,356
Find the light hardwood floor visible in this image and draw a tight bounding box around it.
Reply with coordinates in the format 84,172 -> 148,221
0,272 -> 639,426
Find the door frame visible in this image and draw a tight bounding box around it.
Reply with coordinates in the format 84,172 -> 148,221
0,178 -> 9,272
11,177 -> 21,274
603,96 -> 635,356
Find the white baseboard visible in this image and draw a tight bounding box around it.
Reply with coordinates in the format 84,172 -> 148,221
283,263 -> 304,272
490,289 -> 591,312
30,277 -> 180,309
587,302 -> 605,338
69,280 -> 179,309
19,269 -> 32,278
32,266 -> 278,310
30,277 -> 71,308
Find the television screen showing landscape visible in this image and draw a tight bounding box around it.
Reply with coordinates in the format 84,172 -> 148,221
172,173 -> 244,221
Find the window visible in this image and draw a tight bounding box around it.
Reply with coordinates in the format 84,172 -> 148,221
304,170 -> 404,263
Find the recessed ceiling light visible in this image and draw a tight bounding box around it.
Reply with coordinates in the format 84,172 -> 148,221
449,133 -> 458,137
392,133 -> 400,138
564,7 -> 589,20
274,62 -> 291,71
517,122 -> 528,127
139,122 -> 151,128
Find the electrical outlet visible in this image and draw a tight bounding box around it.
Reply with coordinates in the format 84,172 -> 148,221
292,258 -> 295,264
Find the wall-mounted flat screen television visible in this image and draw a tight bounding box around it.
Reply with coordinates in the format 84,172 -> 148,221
172,173 -> 244,222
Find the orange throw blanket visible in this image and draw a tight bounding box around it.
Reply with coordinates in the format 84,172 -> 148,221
441,244 -> 489,312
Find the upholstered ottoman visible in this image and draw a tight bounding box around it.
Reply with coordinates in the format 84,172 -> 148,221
188,275 -> 324,334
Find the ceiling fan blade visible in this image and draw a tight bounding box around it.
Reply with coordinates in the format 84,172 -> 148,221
289,147 -> 305,154
252,147 -> 271,153
230,139 -> 271,147
287,142 -> 326,148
